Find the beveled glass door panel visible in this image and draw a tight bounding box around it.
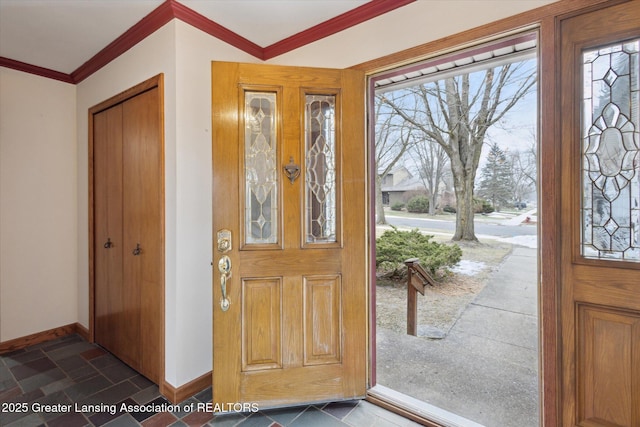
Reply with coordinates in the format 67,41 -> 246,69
581,39 -> 640,262
304,92 -> 341,246
242,90 -> 281,248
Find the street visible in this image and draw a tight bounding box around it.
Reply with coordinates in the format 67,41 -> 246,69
384,213 -> 537,238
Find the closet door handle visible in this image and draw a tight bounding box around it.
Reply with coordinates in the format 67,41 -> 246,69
104,238 -> 113,249
132,243 -> 142,256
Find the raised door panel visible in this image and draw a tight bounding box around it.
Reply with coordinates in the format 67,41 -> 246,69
303,275 -> 341,366
577,305 -> 640,427
242,278 -> 282,371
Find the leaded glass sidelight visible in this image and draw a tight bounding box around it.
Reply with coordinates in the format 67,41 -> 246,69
581,40 -> 640,261
305,95 -> 337,243
245,92 -> 278,245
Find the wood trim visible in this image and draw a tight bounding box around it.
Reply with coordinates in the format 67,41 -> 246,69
351,0 -> 615,74
0,57 -> 74,83
70,2 -> 174,83
366,394 -> 441,427
538,14 -> 561,427
161,372 -> 212,404
170,0 -> 263,59
366,385 -> 484,427
75,323 -> 90,341
262,0 -> 416,60
0,323 -> 87,354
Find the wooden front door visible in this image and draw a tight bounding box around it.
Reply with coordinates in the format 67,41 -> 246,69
211,62 -> 366,407
559,3 -> 640,426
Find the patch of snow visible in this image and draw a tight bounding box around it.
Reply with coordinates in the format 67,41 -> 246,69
496,235 -> 538,248
451,260 -> 486,276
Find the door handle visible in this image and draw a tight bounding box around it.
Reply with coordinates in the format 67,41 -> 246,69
104,238 -> 113,249
218,255 -> 231,311
132,243 -> 141,256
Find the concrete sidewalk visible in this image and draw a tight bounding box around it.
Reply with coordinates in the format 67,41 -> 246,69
376,246 -> 538,427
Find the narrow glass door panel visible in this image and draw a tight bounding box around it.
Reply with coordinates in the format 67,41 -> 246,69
244,91 -> 279,246
305,94 -> 338,244
581,40 -> 640,261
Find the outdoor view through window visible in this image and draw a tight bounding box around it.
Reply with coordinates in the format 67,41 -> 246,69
373,33 -> 539,427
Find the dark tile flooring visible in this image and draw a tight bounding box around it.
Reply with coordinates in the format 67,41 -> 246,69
0,335 -> 419,427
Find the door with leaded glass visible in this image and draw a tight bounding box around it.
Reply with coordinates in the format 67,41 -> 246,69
558,3 -> 640,426
211,62 -> 366,407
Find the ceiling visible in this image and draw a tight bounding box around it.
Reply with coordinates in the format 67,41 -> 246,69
0,0 -> 412,82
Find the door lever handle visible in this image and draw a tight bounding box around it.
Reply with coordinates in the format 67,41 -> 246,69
132,243 -> 141,256
218,255 -> 231,311
104,238 -> 113,249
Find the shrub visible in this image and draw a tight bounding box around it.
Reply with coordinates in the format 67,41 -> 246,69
391,202 -> 405,211
406,196 -> 430,213
376,227 -> 462,279
443,205 -> 456,214
473,198 -> 494,214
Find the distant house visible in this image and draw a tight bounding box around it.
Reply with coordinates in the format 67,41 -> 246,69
380,166 -> 427,206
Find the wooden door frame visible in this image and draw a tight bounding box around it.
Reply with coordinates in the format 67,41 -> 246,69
352,0 -> 628,425
88,74 -> 166,390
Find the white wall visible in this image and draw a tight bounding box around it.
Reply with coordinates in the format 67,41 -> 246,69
171,20 -> 256,386
0,67 -> 77,341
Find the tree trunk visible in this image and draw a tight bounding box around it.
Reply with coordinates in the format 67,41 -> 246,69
428,191 -> 437,215
376,175 -> 387,224
451,162 -> 478,241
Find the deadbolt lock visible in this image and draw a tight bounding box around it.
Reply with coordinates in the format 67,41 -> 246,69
217,229 -> 232,253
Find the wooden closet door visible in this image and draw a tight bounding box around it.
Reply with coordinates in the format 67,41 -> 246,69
122,87 -> 163,384
93,104 -> 125,359
92,82 -> 163,385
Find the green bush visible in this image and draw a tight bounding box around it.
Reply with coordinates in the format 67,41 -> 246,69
406,196 -> 430,213
443,205 -> 456,213
391,202 -> 405,211
376,227 -> 462,279
473,198 -> 494,214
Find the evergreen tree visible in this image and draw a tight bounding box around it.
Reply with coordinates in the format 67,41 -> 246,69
477,143 -> 512,211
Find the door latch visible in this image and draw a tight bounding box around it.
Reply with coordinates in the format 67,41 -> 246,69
217,229 -> 232,253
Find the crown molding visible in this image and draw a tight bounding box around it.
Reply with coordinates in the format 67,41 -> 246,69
1,0 -> 415,84
0,57 -> 74,84
263,0 -> 415,60
170,0 -> 264,59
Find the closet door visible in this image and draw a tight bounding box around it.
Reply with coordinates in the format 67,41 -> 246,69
122,87 -> 163,383
92,79 -> 163,385
94,104 -> 125,360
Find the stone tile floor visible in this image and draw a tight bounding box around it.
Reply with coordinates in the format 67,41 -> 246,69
0,334 -> 419,427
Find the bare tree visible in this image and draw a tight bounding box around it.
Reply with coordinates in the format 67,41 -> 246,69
410,138 -> 449,215
374,93 -> 415,224
508,139 -> 537,205
380,60 -> 536,241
